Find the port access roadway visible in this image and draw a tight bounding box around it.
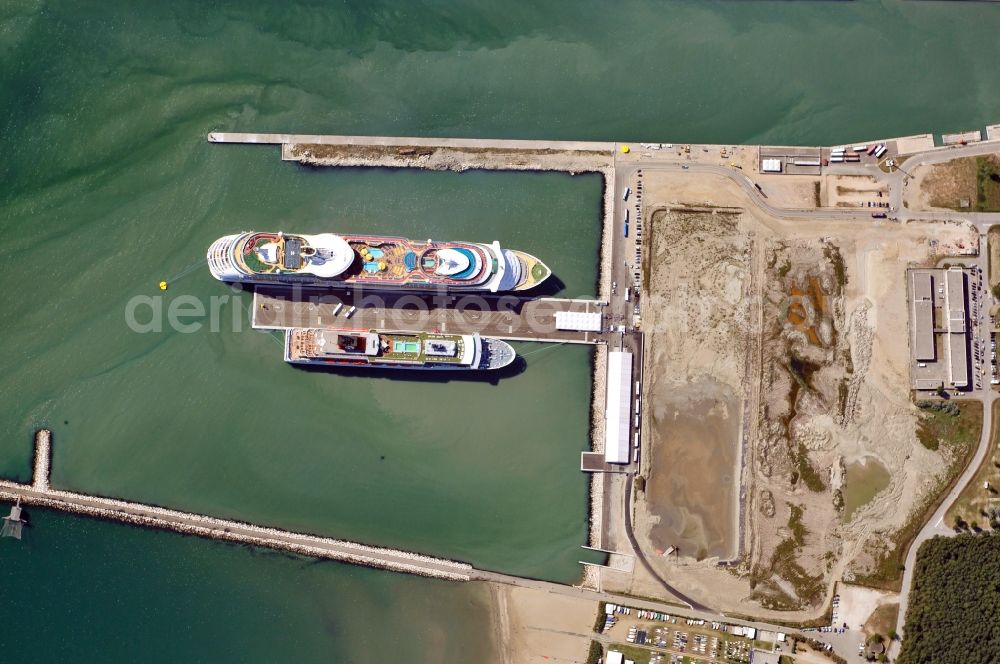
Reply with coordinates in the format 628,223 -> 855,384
615,140 -> 1000,228
612,138 -> 1000,662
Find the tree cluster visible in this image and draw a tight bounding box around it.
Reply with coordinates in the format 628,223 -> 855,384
915,400 -> 960,416
897,533 -> 1000,664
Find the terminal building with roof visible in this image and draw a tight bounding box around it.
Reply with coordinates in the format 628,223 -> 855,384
580,349 -> 637,472
908,267 -> 970,391
603,351 -> 633,464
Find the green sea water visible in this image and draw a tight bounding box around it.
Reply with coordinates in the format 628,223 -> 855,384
0,508 -> 496,662
2,0 -> 1000,661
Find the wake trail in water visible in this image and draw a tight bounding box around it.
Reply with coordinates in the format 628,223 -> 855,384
520,341 -> 567,357
165,257 -> 208,283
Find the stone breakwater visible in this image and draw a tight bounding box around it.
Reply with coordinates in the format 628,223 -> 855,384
3,431 -> 472,582
32,428 -> 51,490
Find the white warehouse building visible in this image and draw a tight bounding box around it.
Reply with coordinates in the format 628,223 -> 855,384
604,351 -> 633,464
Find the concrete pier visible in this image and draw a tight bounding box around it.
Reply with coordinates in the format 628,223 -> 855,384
209,132 -> 615,153
252,289 -> 607,345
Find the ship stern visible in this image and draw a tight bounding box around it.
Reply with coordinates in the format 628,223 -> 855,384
479,337 -> 516,370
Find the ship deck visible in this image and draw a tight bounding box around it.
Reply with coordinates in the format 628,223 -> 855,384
288,328 -> 469,364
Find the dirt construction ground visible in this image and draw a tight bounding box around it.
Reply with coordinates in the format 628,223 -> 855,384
904,157 -> 978,211
904,153 -> 1000,212
608,169 -> 980,621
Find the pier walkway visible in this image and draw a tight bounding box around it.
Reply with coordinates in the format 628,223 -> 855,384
209,132 -> 615,153
251,289 -> 607,344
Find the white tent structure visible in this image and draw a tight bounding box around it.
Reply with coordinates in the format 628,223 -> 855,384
604,351 -> 633,464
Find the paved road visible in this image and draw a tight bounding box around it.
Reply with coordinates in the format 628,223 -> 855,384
617,139 -> 1000,230
889,235 -> 996,658
890,393 -> 998,659
891,141 -> 1000,216
622,474 -> 709,611
614,139 -> 1000,661
473,567 -> 835,653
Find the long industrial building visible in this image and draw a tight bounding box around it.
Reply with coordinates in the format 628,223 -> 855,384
908,267 -> 969,391
604,351 -> 634,464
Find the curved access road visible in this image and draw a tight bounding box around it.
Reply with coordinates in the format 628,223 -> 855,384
889,393 -> 999,659
621,474 -> 709,611
616,140 -> 1000,230
613,140 -> 1000,659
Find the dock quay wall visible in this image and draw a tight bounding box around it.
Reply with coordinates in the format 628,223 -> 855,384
4,432 -> 472,581
588,344 -> 608,550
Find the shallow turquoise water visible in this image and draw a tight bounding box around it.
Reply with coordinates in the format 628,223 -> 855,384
1,0 -> 999,660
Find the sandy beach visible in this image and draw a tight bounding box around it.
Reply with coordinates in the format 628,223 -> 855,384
489,582 -> 596,663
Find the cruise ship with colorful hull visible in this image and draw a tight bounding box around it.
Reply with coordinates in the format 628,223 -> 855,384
284,328 -> 516,371
208,231 -> 551,292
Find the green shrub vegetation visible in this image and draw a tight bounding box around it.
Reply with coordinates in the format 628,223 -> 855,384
914,400 -> 980,452
794,443 -> 826,492
897,534 -> 1000,664
788,505 -> 807,544
761,505 -> 824,607
824,244 -> 847,288
852,402 -> 981,589
975,156 -> 1000,212
592,603 -> 606,632
585,640 -> 602,664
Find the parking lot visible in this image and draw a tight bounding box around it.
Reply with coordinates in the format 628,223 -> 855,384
602,605 -> 787,664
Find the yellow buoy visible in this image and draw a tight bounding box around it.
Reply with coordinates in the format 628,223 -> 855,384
620,144 -> 630,154
159,281 -> 168,291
